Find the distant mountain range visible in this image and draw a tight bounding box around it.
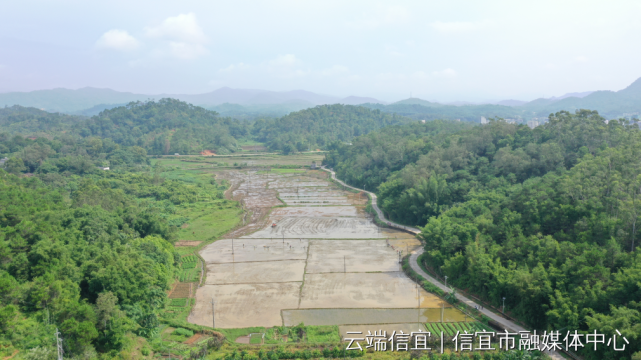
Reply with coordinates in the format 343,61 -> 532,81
1,77 -> 639,120
0,87 -> 387,115
358,77 -> 641,122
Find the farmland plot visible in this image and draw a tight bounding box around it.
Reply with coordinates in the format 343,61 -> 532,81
190,169 -> 461,329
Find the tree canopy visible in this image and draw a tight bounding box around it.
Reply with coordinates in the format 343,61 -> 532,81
326,110 -> 641,359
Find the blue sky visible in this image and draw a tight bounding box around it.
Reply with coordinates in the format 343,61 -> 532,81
1,0 -> 640,102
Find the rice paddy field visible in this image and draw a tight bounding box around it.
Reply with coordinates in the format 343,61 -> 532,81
187,167 -> 466,332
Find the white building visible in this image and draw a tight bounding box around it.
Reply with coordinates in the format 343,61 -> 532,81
527,120 -> 539,129
421,120 -> 426,123
0,157 -> 7,167
480,116 -> 488,124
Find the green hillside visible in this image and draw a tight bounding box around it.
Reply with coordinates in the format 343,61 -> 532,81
361,102 -> 522,122
0,105 -> 86,135
76,98 -> 248,155
326,110 -> 641,359
252,104 -> 412,152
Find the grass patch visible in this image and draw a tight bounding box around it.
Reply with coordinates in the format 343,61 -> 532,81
249,333 -> 263,344
306,325 -> 340,343
218,327 -> 266,341
170,298 -> 187,307
174,200 -> 241,242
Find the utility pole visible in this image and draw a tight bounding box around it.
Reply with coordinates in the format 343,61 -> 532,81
55,328 -> 63,360
417,282 -> 420,330
211,298 -> 216,329
502,297 -> 506,314
444,276 -> 448,288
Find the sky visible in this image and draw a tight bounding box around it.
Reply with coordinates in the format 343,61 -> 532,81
1,0 -> 640,102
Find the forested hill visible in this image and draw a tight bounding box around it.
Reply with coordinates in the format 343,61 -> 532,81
0,105 -> 86,135
324,120 -> 475,190
360,102 -> 521,122
78,98 -> 249,155
251,104 -> 412,153
325,110 -> 641,359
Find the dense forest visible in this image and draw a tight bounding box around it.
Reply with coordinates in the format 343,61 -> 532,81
360,101 -> 522,122
1,101 -> 412,158
252,104 -> 411,153
0,165 -> 228,358
78,99 -> 248,155
0,132 -> 149,177
326,110 -> 641,359
0,105 -> 85,135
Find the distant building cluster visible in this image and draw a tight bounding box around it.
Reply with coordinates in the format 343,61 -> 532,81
0,157 -> 7,167
478,116 -> 542,128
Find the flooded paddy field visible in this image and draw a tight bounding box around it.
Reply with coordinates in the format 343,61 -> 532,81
205,259 -> 306,284
244,217 -> 385,239
306,240 -> 407,273
190,282 -> 302,328
299,272 -> 441,309
271,206 -> 358,218
190,168 -> 464,329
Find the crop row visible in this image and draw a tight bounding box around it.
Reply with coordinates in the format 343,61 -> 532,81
179,268 -> 198,282
424,322 -> 489,337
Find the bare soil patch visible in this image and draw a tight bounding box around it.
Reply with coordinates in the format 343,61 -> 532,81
175,240 -> 202,247
184,333 -> 204,345
170,283 -> 192,299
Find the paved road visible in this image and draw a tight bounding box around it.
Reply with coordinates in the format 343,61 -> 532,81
322,167 -> 564,359
322,167 -> 421,234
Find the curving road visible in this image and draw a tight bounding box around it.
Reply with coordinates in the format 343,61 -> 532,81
321,167 -> 564,359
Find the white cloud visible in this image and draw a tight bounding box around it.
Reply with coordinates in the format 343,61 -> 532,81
169,42 -> 208,60
143,13 -> 208,60
145,13 -> 207,44
575,56 -> 589,63
265,55 -> 309,78
432,68 -> 458,78
321,65 -> 348,76
95,29 -> 139,51
269,54 -> 299,67
430,20 -> 490,34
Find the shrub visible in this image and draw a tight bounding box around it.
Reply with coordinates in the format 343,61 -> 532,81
173,328 -> 194,337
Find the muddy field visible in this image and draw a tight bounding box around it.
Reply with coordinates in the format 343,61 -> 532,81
283,308 -> 465,327
190,169 -> 461,329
